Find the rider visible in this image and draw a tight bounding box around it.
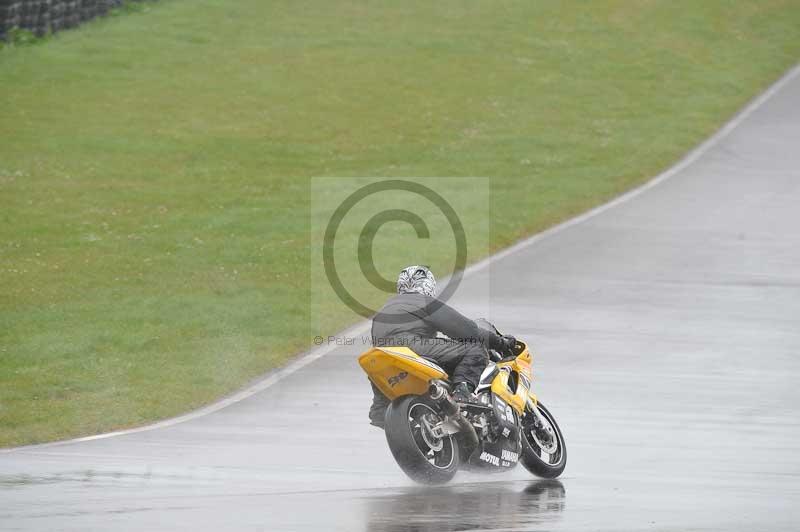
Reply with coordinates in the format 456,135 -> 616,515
368,265 -> 516,428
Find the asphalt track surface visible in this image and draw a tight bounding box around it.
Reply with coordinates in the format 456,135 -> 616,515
3,67 -> 800,531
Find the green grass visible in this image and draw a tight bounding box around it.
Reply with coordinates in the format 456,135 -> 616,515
2,0 -> 799,447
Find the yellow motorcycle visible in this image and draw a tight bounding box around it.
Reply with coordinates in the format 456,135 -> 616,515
358,320 -> 566,484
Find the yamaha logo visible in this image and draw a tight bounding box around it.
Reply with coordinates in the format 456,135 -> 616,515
501,450 -> 519,463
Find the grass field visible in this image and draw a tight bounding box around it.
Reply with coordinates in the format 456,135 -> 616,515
2,0 -> 799,447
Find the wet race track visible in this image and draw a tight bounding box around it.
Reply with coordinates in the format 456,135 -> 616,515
3,67 -> 800,531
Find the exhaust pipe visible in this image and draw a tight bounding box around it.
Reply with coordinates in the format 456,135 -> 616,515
429,381 -> 458,416
428,380 -> 479,459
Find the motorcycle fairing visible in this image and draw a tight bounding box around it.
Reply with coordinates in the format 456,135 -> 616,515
491,342 -> 534,415
358,346 -> 448,400
476,362 -> 499,392
465,394 -> 522,471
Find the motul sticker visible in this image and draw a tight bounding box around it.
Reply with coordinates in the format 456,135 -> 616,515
479,452 -> 500,466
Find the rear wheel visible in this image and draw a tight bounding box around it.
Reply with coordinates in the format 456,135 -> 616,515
520,401 -> 567,478
384,395 -> 459,485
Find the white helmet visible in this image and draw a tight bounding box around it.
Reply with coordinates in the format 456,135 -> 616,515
396,265 -> 436,297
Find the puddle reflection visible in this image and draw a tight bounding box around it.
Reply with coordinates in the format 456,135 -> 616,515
363,479 -> 566,532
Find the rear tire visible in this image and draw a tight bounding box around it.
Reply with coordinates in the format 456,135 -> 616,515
520,401 -> 567,479
384,395 -> 459,485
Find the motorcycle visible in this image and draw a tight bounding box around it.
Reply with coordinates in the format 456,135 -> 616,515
358,320 -> 566,484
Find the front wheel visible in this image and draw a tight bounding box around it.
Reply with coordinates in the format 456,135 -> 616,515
520,401 -> 567,478
384,395 -> 459,485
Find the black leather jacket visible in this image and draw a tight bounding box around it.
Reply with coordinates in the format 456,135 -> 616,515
371,292 -> 504,350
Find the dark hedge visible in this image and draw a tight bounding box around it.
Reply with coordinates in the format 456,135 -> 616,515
0,0 -> 139,39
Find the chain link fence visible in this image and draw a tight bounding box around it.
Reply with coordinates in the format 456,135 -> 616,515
0,0 -> 138,39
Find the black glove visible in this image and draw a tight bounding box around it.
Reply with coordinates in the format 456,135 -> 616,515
499,335 -> 517,357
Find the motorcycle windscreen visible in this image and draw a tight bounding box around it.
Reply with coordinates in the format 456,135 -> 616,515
358,346 -> 448,400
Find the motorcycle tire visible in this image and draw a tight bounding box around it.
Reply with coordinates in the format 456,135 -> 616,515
384,395 -> 459,485
520,401 -> 567,479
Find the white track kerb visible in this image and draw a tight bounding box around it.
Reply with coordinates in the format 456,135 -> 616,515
5,63 -> 799,454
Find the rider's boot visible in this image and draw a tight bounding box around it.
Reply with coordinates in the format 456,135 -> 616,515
452,382 -> 478,405
368,382 -> 390,429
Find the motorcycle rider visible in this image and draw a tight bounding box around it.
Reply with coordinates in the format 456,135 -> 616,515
368,265 -> 516,428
